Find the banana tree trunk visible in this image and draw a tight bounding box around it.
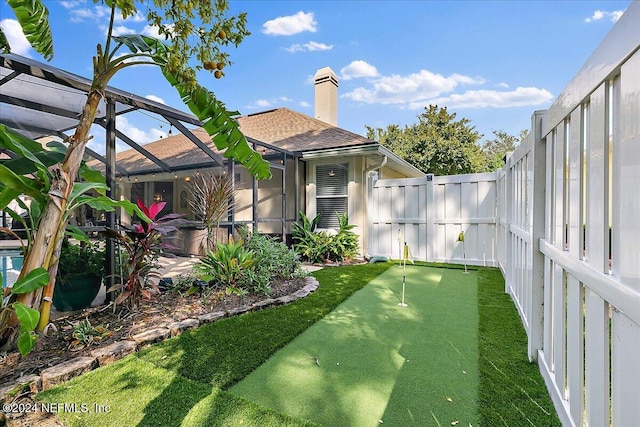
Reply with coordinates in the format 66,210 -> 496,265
0,90 -> 103,350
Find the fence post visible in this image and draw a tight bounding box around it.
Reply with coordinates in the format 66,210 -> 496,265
426,174 -> 434,262
504,155 -> 513,293
529,110 -> 548,362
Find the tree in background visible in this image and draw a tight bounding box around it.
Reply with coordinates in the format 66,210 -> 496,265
481,129 -> 528,171
366,105 -> 527,176
366,105 -> 484,176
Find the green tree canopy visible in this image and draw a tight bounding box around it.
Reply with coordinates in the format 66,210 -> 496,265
366,105 -> 485,176
480,129 -> 528,171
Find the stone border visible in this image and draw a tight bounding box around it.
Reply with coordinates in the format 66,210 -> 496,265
0,276 -> 319,401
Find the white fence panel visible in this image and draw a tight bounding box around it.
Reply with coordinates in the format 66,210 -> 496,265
367,5 -> 640,425
369,176 -> 430,261
432,173 -> 498,266
534,4 -> 640,425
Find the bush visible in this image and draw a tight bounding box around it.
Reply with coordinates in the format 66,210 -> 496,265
292,212 -> 359,263
194,229 -> 306,296
238,227 -> 306,294
194,237 -> 254,295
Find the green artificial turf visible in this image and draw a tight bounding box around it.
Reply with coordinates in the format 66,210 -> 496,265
230,265 -> 480,427
37,263 -> 390,426
36,263 -> 560,426
39,357 -> 317,427
477,267 -> 560,426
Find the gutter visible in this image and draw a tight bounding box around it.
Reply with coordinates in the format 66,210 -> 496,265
300,143 -> 425,177
365,155 -> 387,173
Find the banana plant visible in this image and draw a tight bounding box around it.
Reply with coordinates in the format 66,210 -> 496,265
0,0 -> 268,354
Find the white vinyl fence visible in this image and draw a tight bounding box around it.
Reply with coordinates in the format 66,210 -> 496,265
368,3 -> 640,425
369,172 -> 498,266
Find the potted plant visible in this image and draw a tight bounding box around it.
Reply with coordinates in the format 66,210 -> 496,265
53,240 -> 105,312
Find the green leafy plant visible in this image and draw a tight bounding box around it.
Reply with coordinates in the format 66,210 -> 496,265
1,268 -> 49,355
105,199 -> 184,310
56,241 -> 106,286
194,237 -> 254,292
329,213 -> 359,261
292,212 -> 360,263
238,226 -> 306,295
291,212 -> 325,263
68,318 -> 113,351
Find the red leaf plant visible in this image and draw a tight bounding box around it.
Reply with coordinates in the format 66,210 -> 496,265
104,199 -> 185,310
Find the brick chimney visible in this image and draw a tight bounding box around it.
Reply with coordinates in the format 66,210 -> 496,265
314,67 -> 338,126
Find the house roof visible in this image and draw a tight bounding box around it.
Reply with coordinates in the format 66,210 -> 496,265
107,107 -> 379,174
237,108 -> 377,152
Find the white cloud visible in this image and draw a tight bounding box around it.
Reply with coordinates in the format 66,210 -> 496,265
68,4 -> 145,24
585,10 -> 624,23
69,7 -> 108,23
110,25 -> 136,37
263,11 -> 317,36
409,87 -> 554,110
246,97 -> 294,109
145,95 -> 166,105
299,101 -> 311,108
341,65 -> 551,110
60,1 -> 85,9
0,19 -> 32,57
343,69 -> 485,105
341,60 -> 379,80
86,117 -> 165,154
247,99 -> 273,109
285,41 -> 333,53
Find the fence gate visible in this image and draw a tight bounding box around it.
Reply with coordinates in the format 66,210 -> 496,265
369,173 -> 498,267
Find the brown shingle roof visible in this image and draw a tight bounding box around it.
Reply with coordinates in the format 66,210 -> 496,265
100,108 -> 376,174
237,108 -> 375,152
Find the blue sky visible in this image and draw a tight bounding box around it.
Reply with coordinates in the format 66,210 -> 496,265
0,0 -> 632,154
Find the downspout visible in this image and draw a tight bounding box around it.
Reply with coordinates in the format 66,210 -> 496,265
363,155 -> 387,259
365,155 -> 388,173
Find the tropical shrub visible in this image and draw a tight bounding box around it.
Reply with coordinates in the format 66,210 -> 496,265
104,199 -> 184,310
238,226 -> 306,295
292,212 -> 360,263
194,237 -> 254,296
188,173 -> 236,251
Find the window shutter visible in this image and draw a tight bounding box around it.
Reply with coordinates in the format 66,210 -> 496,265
316,163 -> 348,229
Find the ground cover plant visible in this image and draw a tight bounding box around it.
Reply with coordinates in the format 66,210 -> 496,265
36,263 -> 559,426
292,212 -> 359,263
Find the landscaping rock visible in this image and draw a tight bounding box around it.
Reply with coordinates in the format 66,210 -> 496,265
197,311 -> 225,324
91,340 -> 137,366
227,305 -> 251,316
41,357 -> 97,390
292,288 -> 311,299
0,375 -> 41,402
168,319 -> 199,336
277,295 -> 296,304
131,328 -> 170,348
252,298 -> 277,309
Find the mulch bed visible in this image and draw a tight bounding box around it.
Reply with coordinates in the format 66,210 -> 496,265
0,277 -> 307,388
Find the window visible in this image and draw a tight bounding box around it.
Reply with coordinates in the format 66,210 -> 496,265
316,163 -> 348,228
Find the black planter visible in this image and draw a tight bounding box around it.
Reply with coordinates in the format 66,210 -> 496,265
53,273 -> 102,312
